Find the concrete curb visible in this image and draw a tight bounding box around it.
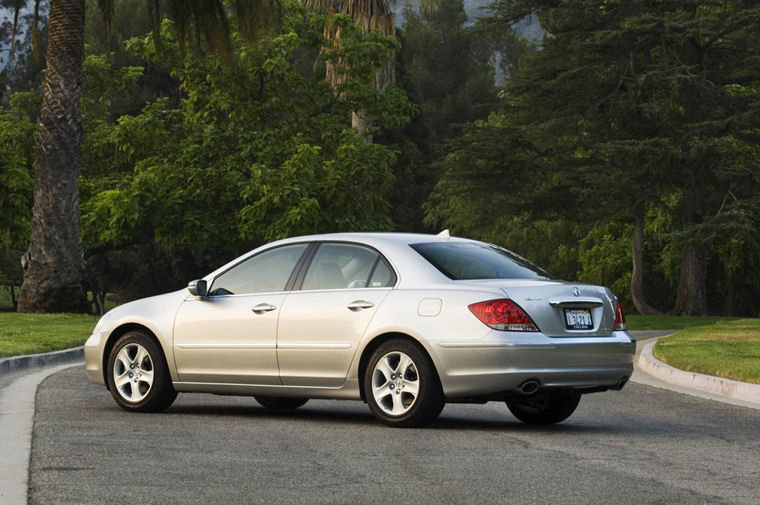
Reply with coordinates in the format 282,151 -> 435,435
637,339 -> 760,405
0,346 -> 84,378
0,363 -> 81,505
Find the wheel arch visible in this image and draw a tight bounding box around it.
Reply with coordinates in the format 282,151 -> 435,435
357,332 -> 442,402
102,323 -> 167,388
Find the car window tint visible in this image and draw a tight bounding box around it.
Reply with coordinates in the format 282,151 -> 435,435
302,243 -> 379,290
368,258 -> 394,287
209,243 -> 308,295
411,242 -> 553,280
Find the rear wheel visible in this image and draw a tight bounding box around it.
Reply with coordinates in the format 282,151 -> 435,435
506,393 -> 581,425
255,397 -> 308,410
364,339 -> 444,427
106,331 -> 177,412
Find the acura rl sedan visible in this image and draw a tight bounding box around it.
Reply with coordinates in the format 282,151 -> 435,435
85,232 -> 635,427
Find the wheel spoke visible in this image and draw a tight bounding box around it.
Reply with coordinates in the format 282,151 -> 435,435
375,358 -> 394,382
403,379 -> 419,397
397,354 -> 413,377
129,381 -> 143,401
134,346 -> 149,368
116,347 -> 133,369
114,371 -> 131,389
140,369 -> 154,386
390,391 -> 406,415
373,383 -> 392,404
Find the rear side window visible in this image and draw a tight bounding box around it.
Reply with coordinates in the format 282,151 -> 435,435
301,242 -> 396,290
411,242 -> 553,281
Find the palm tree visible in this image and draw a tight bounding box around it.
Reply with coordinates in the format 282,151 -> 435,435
17,0 -> 89,313
15,0 -> 277,313
305,0 -> 396,134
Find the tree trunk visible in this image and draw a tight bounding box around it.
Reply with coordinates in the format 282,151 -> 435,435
672,184 -> 709,315
351,110 -> 372,140
630,202 -> 664,316
17,0 -> 89,314
322,4 -> 395,140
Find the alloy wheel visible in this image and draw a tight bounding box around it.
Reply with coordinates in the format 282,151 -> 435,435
112,343 -> 154,403
371,351 -> 420,416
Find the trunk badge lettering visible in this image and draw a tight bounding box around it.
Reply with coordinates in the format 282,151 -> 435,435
573,287 -> 581,297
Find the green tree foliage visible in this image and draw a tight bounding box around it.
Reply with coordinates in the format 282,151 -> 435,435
401,0 -> 497,145
77,10 -> 411,299
385,0 -> 501,231
428,0 -> 760,315
0,92 -> 35,298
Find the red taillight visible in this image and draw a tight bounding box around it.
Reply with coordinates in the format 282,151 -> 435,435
468,299 -> 539,332
613,300 -> 627,331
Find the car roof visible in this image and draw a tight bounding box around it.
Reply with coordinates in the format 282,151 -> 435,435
204,232 -> 480,288
272,231 -> 474,249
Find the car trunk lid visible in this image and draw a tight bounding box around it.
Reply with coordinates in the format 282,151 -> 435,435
459,279 -> 617,337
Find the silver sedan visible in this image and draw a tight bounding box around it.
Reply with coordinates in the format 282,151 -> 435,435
85,232 -> 635,427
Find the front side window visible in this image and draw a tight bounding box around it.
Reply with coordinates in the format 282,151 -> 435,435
209,243 -> 309,296
301,243 -> 394,290
411,241 -> 553,281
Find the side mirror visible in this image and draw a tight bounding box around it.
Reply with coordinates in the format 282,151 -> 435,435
187,279 -> 208,297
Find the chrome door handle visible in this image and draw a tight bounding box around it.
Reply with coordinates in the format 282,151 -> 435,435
252,303 -> 277,314
347,300 -> 374,311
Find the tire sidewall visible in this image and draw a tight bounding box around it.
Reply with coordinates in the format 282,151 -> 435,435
106,331 -> 176,412
363,339 -> 444,427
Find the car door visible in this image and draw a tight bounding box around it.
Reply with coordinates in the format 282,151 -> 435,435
173,243 -> 309,385
276,242 -> 396,387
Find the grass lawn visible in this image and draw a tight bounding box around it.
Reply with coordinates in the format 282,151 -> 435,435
654,319 -> 760,384
0,313 -> 98,358
0,286 -> 16,310
626,315 -> 740,331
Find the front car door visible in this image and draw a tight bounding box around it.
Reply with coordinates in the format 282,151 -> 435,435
173,243 -> 309,385
276,242 -> 396,387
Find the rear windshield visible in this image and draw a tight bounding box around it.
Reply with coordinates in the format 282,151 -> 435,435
411,242 -> 553,281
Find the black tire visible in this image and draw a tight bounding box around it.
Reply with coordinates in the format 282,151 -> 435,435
255,396 -> 309,410
106,331 -> 177,412
363,338 -> 444,427
506,393 -> 581,425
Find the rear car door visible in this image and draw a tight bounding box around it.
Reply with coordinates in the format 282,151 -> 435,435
276,242 -> 396,387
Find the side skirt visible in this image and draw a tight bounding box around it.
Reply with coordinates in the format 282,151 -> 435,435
172,378 -> 362,400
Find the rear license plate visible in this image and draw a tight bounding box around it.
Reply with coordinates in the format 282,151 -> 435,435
564,309 -> 593,330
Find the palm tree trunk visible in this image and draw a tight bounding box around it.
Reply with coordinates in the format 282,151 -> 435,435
17,0 -> 89,313
321,3 -> 396,139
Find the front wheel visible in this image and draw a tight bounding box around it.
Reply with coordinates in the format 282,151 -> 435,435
506,393 -> 581,425
363,339 -> 444,427
106,331 -> 177,412
255,397 -> 308,410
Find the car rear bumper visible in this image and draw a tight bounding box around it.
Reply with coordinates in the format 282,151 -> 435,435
434,331 -> 635,398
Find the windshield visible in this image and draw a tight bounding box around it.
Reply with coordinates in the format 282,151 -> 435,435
411,242 -> 554,281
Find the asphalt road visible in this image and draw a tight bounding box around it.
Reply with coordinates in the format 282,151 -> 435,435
30,366 -> 760,505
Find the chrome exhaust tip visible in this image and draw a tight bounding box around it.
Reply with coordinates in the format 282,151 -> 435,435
518,379 -> 540,395
615,376 -> 629,390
